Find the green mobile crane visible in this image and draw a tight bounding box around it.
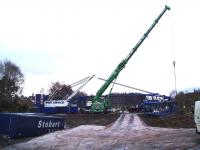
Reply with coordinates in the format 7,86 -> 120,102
91,5 -> 171,113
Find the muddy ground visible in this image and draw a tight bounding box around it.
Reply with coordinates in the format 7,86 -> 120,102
139,113 -> 195,128
58,113 -> 120,128
58,112 -> 195,129
2,113 -> 200,150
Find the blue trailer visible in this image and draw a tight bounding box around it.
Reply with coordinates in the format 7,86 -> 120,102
0,113 -> 65,139
141,94 -> 176,116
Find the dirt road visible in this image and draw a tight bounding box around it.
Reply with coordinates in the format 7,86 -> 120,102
3,114 -> 200,150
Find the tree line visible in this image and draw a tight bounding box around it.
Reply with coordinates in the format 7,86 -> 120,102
0,59 -> 200,113
175,89 -> 200,114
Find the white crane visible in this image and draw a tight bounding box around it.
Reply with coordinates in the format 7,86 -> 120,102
44,75 -> 95,108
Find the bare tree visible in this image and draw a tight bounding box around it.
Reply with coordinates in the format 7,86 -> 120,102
48,82 -> 73,100
0,59 -> 24,99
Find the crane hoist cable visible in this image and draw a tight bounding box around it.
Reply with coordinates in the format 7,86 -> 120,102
169,10 -> 177,96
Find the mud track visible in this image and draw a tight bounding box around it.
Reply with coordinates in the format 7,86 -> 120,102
3,114 -> 200,150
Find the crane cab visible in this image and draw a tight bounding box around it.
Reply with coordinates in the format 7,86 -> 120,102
194,101 -> 200,133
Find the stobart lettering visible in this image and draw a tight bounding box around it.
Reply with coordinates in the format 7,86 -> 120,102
38,120 -> 61,128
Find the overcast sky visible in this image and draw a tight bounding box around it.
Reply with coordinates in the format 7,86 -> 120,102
0,0 -> 199,96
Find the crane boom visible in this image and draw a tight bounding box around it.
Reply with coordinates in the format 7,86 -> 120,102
67,75 -> 95,100
44,75 -> 94,108
91,5 -> 170,112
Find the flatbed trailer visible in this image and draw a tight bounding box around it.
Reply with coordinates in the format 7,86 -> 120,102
0,113 -> 65,139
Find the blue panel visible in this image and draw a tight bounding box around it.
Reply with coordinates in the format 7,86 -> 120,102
35,107 -> 42,113
43,95 -> 49,101
0,113 -> 11,135
56,107 -> 69,113
35,94 -> 41,101
70,107 -> 78,113
35,94 -> 41,106
43,107 -> 58,114
63,107 -> 69,113
0,113 -> 64,139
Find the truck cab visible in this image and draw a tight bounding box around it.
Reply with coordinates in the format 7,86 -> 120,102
194,101 -> 200,133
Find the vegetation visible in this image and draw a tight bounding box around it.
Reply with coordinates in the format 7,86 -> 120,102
140,113 -> 195,128
175,89 -> 200,114
48,82 -> 73,100
0,59 -> 32,112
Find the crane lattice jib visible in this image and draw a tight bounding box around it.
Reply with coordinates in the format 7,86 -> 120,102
92,5 -> 170,110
